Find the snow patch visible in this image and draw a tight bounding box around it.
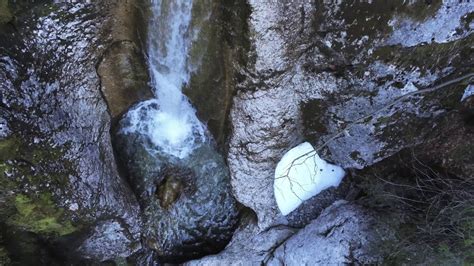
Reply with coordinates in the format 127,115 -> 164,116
401,82 -> 419,94
274,142 -> 345,216
387,2 -> 474,47
461,84 -> 474,102
0,117 -> 10,139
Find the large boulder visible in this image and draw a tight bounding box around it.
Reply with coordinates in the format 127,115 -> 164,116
267,200 -> 393,265
184,212 -> 296,266
97,41 -> 152,119
114,100 -> 239,262
187,201 -> 393,265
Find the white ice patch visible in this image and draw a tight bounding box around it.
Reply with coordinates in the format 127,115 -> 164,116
274,142 -> 345,216
401,82 -> 419,94
461,84 -> 474,102
387,2 -> 474,47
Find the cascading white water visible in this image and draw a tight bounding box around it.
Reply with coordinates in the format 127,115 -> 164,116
121,0 -> 206,159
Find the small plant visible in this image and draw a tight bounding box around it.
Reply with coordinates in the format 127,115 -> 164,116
357,150 -> 474,263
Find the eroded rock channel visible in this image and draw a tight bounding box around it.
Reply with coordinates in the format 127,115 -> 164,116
0,0 -> 473,265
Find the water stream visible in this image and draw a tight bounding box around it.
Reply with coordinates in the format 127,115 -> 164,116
121,0 -> 206,159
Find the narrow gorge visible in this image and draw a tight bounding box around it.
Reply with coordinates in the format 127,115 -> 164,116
0,0 -> 473,265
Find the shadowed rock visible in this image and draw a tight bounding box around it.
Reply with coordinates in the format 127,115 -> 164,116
98,41 -> 152,119
114,102 -> 239,262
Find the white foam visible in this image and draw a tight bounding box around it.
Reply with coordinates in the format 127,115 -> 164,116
274,142 -> 345,216
121,99 -> 205,159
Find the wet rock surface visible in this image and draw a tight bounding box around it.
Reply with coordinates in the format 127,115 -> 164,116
98,0 -> 153,119
185,212 -> 296,266
0,0 -> 473,264
98,41 -> 152,119
184,0 -> 251,147
268,201 -> 393,265
114,102 -> 239,262
0,2 -> 141,263
188,201 -> 393,265
228,0 -> 474,229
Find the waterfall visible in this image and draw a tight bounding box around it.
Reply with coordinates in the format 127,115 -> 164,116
121,0 -> 206,159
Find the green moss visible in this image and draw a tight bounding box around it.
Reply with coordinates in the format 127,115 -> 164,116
8,193 -> 76,236
460,212 -> 474,263
0,0 -> 12,24
0,137 -> 19,161
0,134 -> 72,191
0,162 -> 14,184
30,144 -> 63,165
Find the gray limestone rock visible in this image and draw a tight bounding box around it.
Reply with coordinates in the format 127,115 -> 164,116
267,200 -> 393,265
227,0 -> 474,229
188,201 -> 393,265
185,213 -> 296,266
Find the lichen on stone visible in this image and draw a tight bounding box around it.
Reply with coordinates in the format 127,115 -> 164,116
7,193 -> 76,236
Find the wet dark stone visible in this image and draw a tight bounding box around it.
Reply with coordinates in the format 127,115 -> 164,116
114,102 -> 239,263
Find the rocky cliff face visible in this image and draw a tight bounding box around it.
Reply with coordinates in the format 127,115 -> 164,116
0,2 -> 143,263
191,0 -> 473,264
184,0 -> 251,148
227,0 -> 474,229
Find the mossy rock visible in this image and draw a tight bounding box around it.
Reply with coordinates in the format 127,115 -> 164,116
0,134 -> 78,241
0,0 -> 12,24
7,193 -> 76,237
0,135 -> 71,189
0,136 -> 19,161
